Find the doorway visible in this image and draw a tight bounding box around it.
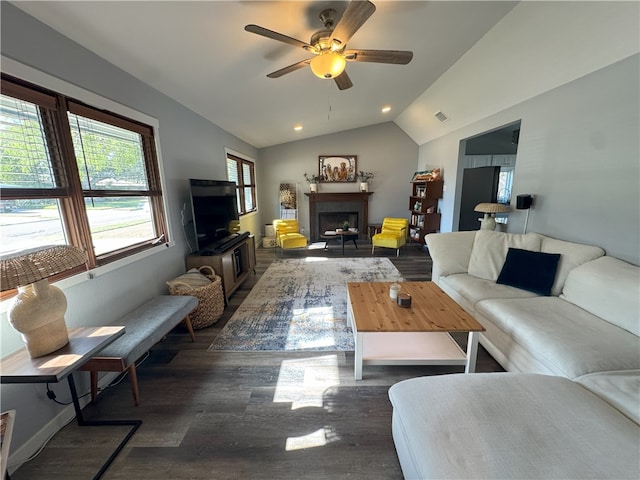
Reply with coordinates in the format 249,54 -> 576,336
456,121 -> 521,231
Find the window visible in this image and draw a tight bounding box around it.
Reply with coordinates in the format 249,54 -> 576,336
0,74 -> 167,271
226,153 -> 256,215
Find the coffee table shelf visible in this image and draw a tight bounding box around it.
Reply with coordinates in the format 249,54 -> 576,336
360,332 -> 467,363
347,281 -> 484,380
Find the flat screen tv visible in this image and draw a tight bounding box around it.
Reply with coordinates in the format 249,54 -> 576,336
189,179 -> 239,251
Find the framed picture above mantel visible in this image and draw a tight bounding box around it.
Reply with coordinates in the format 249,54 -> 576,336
319,155 -> 357,183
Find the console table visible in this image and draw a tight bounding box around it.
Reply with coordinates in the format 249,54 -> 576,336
0,326 -> 140,480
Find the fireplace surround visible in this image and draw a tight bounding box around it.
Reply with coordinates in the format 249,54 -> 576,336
305,192 -> 373,241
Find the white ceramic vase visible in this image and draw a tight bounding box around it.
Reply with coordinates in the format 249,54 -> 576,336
8,279 -> 70,358
360,182 -> 369,192
309,183 -> 318,193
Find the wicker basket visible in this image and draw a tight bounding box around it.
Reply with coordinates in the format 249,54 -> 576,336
167,265 -> 224,329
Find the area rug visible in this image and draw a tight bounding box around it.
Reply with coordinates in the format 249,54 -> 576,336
208,257 -> 403,351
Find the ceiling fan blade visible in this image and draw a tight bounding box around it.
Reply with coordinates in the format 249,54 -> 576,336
344,49 -> 413,65
330,1 -> 376,46
245,24 -> 315,52
334,71 -> 353,90
266,59 -> 312,78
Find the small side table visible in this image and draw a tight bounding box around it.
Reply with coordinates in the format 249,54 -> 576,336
0,326 -> 139,480
368,224 -> 382,240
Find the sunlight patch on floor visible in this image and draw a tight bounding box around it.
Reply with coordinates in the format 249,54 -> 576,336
275,355 -> 342,450
286,306 -> 337,350
303,253 -> 329,259
273,354 -> 340,410
285,428 -> 328,451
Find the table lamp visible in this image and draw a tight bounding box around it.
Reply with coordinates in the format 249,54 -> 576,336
0,245 -> 87,358
474,203 -> 511,231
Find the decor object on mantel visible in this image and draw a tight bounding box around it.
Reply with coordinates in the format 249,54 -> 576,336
357,171 -> 374,192
304,173 -> 321,193
0,245 -> 87,357
474,203 -> 510,231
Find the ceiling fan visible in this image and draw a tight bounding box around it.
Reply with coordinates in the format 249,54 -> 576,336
245,0 -> 413,90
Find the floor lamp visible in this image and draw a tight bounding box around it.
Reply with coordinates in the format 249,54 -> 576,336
516,194 -> 534,233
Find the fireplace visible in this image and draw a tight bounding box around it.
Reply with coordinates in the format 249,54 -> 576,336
319,211 -> 358,234
305,192 -> 372,241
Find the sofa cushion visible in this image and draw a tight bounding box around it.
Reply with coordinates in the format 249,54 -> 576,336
389,373 -> 640,480
496,248 -> 561,296
475,296 -> 640,378
279,233 -> 307,249
468,230 -> 541,281
576,370 -> 640,425
441,273 -> 537,312
561,256 -> 640,337
425,231 -> 477,279
539,236 -> 605,295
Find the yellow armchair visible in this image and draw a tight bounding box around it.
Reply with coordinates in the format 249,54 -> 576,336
273,219 -> 307,250
371,217 -> 409,257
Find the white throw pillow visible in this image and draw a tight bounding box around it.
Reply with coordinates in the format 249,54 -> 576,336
561,256 -> 640,336
468,231 -> 542,281
540,236 -> 605,296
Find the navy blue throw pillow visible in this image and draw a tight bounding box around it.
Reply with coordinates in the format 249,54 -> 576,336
496,248 -> 561,296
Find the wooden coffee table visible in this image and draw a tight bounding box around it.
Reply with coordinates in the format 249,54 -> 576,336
346,281 -> 485,380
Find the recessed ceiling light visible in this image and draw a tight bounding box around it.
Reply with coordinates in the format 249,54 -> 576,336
381,106 -> 391,113
293,125 -> 303,131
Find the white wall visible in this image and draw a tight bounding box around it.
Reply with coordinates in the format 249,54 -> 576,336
258,122 -> 418,242
397,1 -> 640,146
418,54 -> 639,264
0,3 -> 259,462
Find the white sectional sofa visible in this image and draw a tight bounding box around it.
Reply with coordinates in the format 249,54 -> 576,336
388,230 -> 640,479
427,230 -> 640,378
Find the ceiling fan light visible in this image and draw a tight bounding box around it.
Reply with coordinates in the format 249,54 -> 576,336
310,52 -> 346,79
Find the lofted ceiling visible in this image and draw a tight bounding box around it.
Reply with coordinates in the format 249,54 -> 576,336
12,1 -> 517,148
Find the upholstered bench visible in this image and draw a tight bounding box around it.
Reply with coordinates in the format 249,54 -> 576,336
80,295 -> 198,406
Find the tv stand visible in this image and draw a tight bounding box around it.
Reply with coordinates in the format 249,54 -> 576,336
187,235 -> 256,304
209,231 -> 250,253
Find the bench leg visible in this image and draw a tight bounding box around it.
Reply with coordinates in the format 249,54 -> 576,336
128,364 -> 140,406
184,314 -> 196,342
90,370 -> 98,404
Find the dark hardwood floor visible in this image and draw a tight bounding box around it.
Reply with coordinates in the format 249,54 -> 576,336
11,241 -> 503,480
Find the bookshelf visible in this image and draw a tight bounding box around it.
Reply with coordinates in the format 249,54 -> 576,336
409,180 -> 443,245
